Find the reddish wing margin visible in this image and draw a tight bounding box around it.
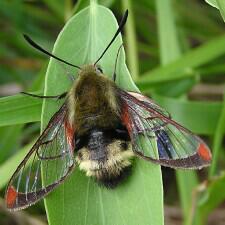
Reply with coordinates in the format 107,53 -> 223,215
120,91 -> 212,169
5,103 -> 75,211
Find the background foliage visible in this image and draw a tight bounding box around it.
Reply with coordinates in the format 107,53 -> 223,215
0,0 -> 224,225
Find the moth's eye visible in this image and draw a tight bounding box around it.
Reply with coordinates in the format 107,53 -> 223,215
95,65 -> 103,74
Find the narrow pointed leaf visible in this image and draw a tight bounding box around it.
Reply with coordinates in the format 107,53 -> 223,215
0,94 -> 42,127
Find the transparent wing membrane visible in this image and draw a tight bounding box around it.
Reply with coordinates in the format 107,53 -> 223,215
6,104 -> 75,211
121,91 -> 211,169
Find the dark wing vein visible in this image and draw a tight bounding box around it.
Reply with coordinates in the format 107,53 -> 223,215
120,90 -> 212,169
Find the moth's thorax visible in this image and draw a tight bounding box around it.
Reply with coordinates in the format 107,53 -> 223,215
67,64 -> 121,135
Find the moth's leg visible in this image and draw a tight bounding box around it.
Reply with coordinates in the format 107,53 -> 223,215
21,92 -> 67,100
112,70 -> 118,82
112,44 -> 123,82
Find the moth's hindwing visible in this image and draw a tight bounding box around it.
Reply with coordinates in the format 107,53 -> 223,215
5,104 -> 75,211
120,91 -> 212,169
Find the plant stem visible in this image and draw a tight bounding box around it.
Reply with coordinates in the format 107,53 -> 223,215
156,0 -> 198,224
90,0 -> 97,7
65,0 -> 73,21
121,0 -> 139,81
209,89 -> 225,177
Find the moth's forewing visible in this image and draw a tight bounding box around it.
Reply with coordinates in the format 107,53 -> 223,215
120,91 -> 212,168
5,104 -> 76,211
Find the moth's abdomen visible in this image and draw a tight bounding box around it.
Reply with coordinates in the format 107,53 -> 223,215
75,128 -> 134,188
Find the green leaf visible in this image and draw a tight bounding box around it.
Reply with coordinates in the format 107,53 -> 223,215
42,0 -> 65,21
216,0 -> 225,22
205,0 -> 219,8
42,4 -> 163,225
0,94 -> 42,127
205,0 -> 225,21
0,125 -> 23,163
137,34 -> 225,90
0,142 -> 34,190
72,0 -> 89,14
73,0 -> 115,14
155,0 -> 195,97
156,0 -> 181,64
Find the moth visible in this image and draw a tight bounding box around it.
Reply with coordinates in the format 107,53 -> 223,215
5,10 -> 211,211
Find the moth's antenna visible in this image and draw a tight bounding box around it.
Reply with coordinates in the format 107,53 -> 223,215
23,34 -> 81,70
94,10 -> 128,66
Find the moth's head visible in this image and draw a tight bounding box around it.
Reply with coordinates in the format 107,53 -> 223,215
76,10 -> 128,79
78,64 -> 103,77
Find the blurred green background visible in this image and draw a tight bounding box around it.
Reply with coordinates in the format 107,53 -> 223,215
0,0 -> 225,225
